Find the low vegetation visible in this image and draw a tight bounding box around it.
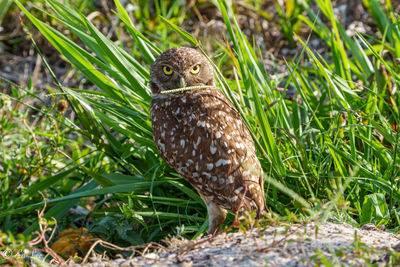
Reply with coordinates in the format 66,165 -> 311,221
0,0 -> 399,264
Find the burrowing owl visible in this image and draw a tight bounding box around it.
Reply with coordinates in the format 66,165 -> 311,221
150,47 -> 266,234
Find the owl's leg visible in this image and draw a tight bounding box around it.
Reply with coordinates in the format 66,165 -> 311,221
206,202 -> 227,235
231,187 -> 249,228
199,194 -> 226,234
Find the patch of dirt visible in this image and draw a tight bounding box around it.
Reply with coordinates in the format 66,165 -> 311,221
65,222 -> 400,266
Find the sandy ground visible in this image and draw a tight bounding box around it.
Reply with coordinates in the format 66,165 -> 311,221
66,222 -> 400,266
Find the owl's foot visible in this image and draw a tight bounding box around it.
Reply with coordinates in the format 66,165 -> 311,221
230,204 -> 244,230
231,216 -> 241,228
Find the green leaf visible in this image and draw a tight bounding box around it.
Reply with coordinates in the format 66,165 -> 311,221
360,193 -> 389,225
1,181 -> 167,218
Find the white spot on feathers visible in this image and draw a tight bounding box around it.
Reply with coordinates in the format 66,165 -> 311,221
235,142 -> 245,149
210,145 -> 217,154
173,107 -> 180,114
197,121 -> 205,127
215,159 -> 231,167
157,140 -> 165,152
234,186 -> 244,194
226,175 -> 234,184
202,172 -> 211,179
194,136 -> 201,149
243,171 -> 251,176
230,196 -> 238,202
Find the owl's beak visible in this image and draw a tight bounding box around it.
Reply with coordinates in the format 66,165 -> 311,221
179,76 -> 187,88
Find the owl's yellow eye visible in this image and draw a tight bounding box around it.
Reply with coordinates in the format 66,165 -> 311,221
163,66 -> 173,75
190,65 -> 200,74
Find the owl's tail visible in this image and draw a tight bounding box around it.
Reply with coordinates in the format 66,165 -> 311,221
257,186 -> 268,219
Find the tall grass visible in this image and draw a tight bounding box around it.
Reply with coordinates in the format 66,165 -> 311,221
2,0 -> 400,249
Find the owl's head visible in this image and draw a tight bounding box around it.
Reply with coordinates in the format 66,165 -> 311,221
150,47 -> 215,94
